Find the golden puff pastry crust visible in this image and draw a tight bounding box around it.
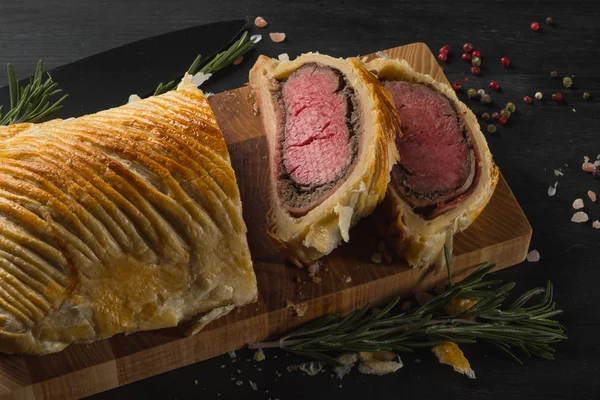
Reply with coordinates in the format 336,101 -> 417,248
0,79 -> 257,354
249,53 -> 400,266
367,58 -> 499,268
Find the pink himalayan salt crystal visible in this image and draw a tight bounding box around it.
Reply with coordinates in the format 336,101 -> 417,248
588,190 -> 597,202
233,56 -> 243,65
572,198 -> 584,209
593,220 -> 600,229
270,32 -> 286,43
582,162 -> 596,172
571,211 -> 589,223
254,16 -> 268,28
527,250 -> 541,262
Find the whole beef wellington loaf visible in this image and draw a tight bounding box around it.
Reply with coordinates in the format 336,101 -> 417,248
366,58 -> 499,268
249,53 -> 400,266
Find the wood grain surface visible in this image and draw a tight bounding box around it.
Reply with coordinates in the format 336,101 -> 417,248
0,43 -> 531,400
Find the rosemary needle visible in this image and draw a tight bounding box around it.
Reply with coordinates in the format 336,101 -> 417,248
0,61 -> 67,126
250,254 -> 567,366
153,31 -> 256,96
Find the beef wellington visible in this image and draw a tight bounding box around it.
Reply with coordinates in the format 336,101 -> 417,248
367,58 -> 499,268
250,53 -> 400,266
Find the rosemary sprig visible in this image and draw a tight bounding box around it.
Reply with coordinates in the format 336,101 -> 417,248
153,31 -> 256,96
0,61 -> 67,126
250,262 -> 567,366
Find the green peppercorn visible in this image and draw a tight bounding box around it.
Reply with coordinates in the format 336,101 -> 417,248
583,92 -> 591,100
482,112 -> 490,121
471,57 -> 482,67
505,102 -> 516,113
550,71 -> 559,78
467,88 -> 477,98
487,124 -> 497,133
500,109 -> 511,119
480,94 -> 491,104
562,77 -> 573,88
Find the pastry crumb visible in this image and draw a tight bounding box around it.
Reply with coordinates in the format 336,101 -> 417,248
286,300 -> 308,317
253,348 -> 265,362
432,341 -> 475,379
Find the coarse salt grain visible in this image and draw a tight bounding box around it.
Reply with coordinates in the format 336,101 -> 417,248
593,220 -> 600,229
128,94 -> 142,103
589,191 -> 597,202
582,163 -> 595,173
571,211 -> 589,223
527,250 -> 541,262
270,32 -> 286,43
249,381 -> 258,391
254,16 -> 267,28
548,183 -> 557,196
572,198 -> 584,209
250,34 -> 262,44
584,156 -> 590,163
277,53 -> 289,61
554,169 -> 564,176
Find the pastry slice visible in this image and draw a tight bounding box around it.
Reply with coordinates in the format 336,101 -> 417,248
367,58 -> 499,267
249,53 -> 400,266
0,77 -> 257,354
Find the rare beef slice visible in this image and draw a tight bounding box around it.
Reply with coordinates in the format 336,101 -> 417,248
367,57 -> 498,268
250,53 -> 400,266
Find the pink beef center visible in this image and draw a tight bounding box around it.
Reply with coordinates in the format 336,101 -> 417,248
384,81 -> 469,194
282,65 -> 352,187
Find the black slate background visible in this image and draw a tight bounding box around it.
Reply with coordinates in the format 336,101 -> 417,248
1,1 -> 599,399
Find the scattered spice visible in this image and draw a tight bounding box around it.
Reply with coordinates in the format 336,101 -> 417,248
488,81 -> 499,91
492,111 -> 500,120
440,45 -> 450,54
500,109 -> 511,119
583,92 -> 591,100
552,92 -> 563,102
487,124 -> 497,134
571,211 -> 589,223
588,190 -> 597,202
472,50 -> 481,58
593,221 -> 600,229
461,53 -> 472,61
254,16 -> 268,28
444,298 -> 478,315
501,57 -> 511,67
467,88 -> 477,98
530,22 -> 540,31
477,89 -> 486,96
452,81 -> 462,91
471,57 -> 482,67
523,96 -> 533,104
551,70 -> 559,78
253,349 -> 266,362
562,77 -> 573,88
582,162 -> 596,172
546,16 -> 554,25
535,92 -> 543,100
480,93 -> 491,104
269,32 -> 286,43
438,53 -> 448,62
482,112 -> 490,120
471,66 -> 481,75
572,198 -> 584,209
498,116 -> 508,125
233,56 -> 243,65
463,43 -> 473,52
506,102 -> 516,113
527,250 -> 541,262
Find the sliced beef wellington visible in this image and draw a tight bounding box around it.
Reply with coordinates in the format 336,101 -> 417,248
367,58 -> 499,268
250,53 -> 400,266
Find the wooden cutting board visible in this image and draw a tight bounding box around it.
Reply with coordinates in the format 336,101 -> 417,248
0,43 -> 532,400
